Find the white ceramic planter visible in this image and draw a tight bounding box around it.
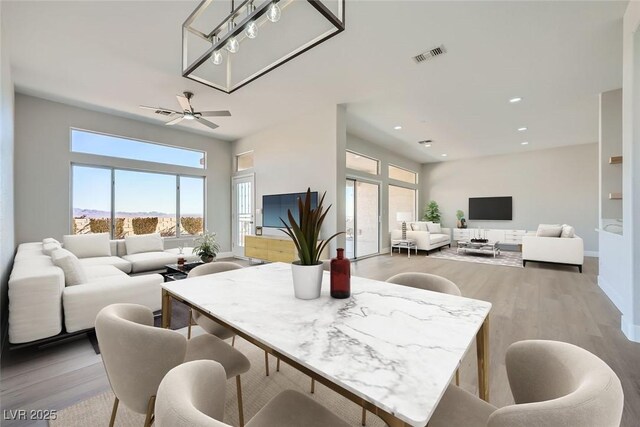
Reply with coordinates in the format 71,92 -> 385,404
291,262 -> 324,300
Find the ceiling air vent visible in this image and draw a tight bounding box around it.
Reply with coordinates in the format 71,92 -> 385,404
413,45 -> 446,64
154,109 -> 174,116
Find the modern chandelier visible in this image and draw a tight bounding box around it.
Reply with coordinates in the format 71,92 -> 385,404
182,0 -> 345,94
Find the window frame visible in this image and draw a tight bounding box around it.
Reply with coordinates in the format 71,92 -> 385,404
387,183 -> 418,232
388,163 -> 418,185
346,150 -> 380,175
236,150 -> 254,172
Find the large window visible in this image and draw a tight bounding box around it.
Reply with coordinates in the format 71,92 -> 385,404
72,165 -> 204,238
389,164 -> 417,184
236,151 -> 254,171
346,150 -> 379,175
388,185 -> 416,232
71,129 -> 205,169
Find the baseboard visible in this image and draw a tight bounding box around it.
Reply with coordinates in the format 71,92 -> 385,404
597,275 -> 625,313
621,316 -> 640,343
217,251 -> 234,259
584,251 -> 599,257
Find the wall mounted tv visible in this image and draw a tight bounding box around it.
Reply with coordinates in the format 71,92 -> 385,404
262,192 -> 319,228
468,196 -> 513,220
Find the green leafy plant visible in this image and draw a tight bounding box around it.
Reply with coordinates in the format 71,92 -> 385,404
280,188 -> 344,265
193,230 -> 221,261
456,210 -> 465,220
423,201 -> 441,223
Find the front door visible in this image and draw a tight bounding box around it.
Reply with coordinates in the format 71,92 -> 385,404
232,174 -> 255,257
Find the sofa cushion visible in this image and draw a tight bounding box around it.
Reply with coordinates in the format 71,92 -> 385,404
411,221 -> 429,232
427,222 -> 442,233
51,248 -> 88,286
125,233 -> 164,255
536,224 -> 563,238
561,224 -> 575,238
430,234 -> 449,244
122,251 -> 178,273
42,241 -> 62,256
84,265 -> 128,280
63,233 -> 111,258
79,256 -> 132,274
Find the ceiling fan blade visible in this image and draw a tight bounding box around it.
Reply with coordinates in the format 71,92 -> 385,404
140,105 -> 181,113
176,95 -> 192,113
199,110 -> 231,117
165,116 -> 185,126
196,117 -> 219,130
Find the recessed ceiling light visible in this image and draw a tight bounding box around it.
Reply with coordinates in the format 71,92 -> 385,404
441,153 -> 448,157
521,141 -> 529,145
394,126 -> 402,130
518,127 -> 527,131
424,144 -> 432,148
509,97 -> 522,103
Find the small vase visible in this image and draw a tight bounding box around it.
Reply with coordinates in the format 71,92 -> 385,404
457,220 -> 462,228
330,248 -> 351,298
200,255 -> 214,263
291,262 -> 323,300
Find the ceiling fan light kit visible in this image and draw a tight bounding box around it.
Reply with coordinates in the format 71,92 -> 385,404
182,0 -> 345,94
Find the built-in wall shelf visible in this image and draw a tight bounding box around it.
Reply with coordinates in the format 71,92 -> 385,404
609,156 -> 623,164
609,192 -> 622,200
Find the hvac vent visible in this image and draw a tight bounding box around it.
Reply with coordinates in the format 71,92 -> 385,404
154,109 -> 174,116
418,140 -> 433,145
413,45 -> 446,64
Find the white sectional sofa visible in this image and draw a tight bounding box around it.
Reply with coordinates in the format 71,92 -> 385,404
391,221 -> 451,253
522,225 -> 584,272
8,233 -> 199,345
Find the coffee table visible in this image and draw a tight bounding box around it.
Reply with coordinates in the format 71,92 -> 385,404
391,238 -> 418,258
457,240 -> 501,258
163,261 -> 204,282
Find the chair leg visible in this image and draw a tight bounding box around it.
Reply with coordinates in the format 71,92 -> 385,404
187,309 -> 192,339
109,396 -> 119,427
236,376 -> 245,427
361,406 -> 367,426
310,378 -> 315,394
276,358 -> 280,372
232,335 -> 236,347
264,351 -> 270,376
143,395 -> 155,427
455,369 -> 460,386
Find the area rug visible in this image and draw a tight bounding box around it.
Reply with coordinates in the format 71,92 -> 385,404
428,247 -> 523,268
50,336 -> 386,427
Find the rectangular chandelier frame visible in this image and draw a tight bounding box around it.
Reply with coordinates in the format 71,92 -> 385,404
183,0 -> 345,94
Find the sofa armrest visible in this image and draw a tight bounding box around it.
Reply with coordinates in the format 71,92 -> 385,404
8,266 -> 65,343
63,274 -> 164,332
440,227 -> 452,237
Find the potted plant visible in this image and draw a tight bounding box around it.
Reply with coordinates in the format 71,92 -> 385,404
423,201 -> 442,223
280,188 -> 343,300
192,231 -> 220,263
456,210 -> 467,229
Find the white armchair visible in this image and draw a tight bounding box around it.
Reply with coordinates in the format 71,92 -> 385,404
522,233 -> 584,272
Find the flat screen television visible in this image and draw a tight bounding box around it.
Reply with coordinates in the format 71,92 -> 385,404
262,192 -> 319,228
468,196 -> 512,220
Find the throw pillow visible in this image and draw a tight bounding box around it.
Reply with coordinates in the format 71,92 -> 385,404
561,224 -> 575,238
42,241 -> 61,256
63,233 -> 111,258
42,237 -> 60,245
51,248 -> 88,286
414,222 -> 429,232
427,222 -> 442,233
125,233 -> 164,255
409,222 -> 417,231
536,224 -> 563,238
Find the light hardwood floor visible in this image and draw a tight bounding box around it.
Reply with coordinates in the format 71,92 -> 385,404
2,254 -> 639,426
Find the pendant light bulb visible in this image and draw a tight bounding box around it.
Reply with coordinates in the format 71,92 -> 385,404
267,2 -> 281,23
226,36 -> 239,53
245,21 -> 258,39
211,50 -> 223,65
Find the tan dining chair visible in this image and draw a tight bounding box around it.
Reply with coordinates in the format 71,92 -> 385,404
428,340 -> 624,427
155,359 -> 352,427
95,303 -> 251,427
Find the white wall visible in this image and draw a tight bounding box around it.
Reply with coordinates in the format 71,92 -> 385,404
422,144 -> 599,253
0,2 -> 16,347
231,105 -> 340,253
346,133 -> 422,251
14,94 -> 232,249
599,89 -> 623,222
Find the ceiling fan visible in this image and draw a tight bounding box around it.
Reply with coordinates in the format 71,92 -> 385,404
140,91 -> 230,130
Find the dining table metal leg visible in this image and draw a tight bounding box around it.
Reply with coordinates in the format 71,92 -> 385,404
476,316 -> 490,401
161,289 -> 172,329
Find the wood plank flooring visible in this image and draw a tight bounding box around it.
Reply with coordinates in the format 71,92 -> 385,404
2,254 -> 639,426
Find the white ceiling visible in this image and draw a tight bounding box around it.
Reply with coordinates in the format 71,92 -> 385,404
4,1 -> 628,162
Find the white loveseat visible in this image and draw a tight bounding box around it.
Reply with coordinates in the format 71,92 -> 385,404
522,230 -> 584,273
391,222 -> 451,253
8,233 -> 199,345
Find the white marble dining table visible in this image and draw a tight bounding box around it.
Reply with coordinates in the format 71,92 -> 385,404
161,262 -> 492,427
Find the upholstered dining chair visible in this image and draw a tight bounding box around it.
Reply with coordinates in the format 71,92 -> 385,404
95,303 -> 251,427
155,359 -> 352,427
428,340 -> 624,427
187,261 -> 277,377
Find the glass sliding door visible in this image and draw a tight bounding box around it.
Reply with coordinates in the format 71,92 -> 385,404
232,174 -> 254,257
346,178 -> 380,259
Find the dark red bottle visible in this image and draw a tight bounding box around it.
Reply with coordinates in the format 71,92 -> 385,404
330,248 -> 351,299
